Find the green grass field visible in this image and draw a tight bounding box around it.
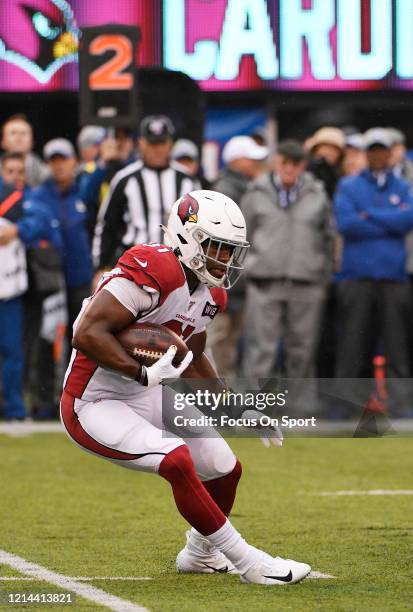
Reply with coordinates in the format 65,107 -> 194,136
1,432 -> 412,611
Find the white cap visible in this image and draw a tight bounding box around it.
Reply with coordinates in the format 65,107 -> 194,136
43,138 -> 75,160
171,139 -> 199,161
363,128 -> 392,149
345,133 -> 365,150
77,125 -> 106,149
386,128 -> 405,146
222,136 -> 269,164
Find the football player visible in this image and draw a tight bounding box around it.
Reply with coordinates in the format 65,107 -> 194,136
60,190 -> 311,585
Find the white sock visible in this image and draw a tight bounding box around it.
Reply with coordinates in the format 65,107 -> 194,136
189,527 -> 206,541
205,520 -> 262,574
187,528 -> 214,555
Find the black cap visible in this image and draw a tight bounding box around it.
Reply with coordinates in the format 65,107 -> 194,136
139,115 -> 175,143
277,139 -> 306,162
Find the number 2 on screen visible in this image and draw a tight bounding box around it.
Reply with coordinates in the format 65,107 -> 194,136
89,34 -> 133,90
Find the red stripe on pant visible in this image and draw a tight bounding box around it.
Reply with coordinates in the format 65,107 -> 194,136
60,391 -> 144,461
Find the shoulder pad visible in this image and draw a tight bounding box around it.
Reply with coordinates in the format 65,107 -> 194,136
117,244 -> 186,304
210,287 -> 227,312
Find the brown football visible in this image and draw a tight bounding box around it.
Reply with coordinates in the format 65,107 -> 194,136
116,322 -> 188,368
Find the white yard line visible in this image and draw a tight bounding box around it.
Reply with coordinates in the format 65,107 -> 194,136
0,576 -> 152,581
0,422 -> 63,437
0,577 -> 35,581
0,550 -> 149,612
319,490 -> 413,496
70,577 -> 153,581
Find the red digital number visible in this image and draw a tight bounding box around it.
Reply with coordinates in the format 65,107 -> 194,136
89,34 -> 133,91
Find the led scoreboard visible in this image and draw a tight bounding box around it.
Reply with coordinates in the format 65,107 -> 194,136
0,0 -> 412,92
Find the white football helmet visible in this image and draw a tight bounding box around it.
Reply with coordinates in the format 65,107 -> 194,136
163,190 -> 249,288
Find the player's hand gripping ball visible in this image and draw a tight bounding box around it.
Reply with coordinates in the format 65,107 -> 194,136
117,323 -> 193,388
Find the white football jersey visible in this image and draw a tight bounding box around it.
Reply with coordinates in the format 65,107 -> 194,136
64,243 -> 226,401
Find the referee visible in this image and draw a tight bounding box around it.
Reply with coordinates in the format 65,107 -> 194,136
92,115 -> 200,275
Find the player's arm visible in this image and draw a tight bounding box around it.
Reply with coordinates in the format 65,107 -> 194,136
72,290 -> 143,380
183,331 -> 227,392
72,287 -> 192,386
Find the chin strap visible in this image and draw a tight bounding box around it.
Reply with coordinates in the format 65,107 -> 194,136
161,224 -> 227,288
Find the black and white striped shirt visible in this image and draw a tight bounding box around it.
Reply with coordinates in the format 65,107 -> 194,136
92,160 -> 199,268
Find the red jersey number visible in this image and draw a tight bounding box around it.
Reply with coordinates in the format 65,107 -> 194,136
164,320 -> 195,341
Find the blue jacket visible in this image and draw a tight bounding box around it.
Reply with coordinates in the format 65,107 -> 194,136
79,154 -> 138,209
335,170 -> 413,281
30,178 -> 93,289
0,182 -> 49,246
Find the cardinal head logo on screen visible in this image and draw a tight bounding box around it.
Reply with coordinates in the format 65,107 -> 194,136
0,0 -> 79,86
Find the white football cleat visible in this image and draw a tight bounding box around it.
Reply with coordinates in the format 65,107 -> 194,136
240,553 -> 311,585
176,530 -> 238,574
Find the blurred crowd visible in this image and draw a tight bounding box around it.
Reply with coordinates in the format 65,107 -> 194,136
1,111 -> 413,421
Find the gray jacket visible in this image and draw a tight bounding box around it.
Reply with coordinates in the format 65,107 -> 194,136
240,172 -> 335,284
214,167 -> 251,309
213,168 -> 250,205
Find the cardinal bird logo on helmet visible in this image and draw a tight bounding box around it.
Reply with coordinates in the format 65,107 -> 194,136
178,194 -> 199,225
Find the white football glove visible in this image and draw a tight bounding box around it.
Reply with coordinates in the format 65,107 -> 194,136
260,427 -> 284,448
242,409 -> 284,448
143,345 -> 193,389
